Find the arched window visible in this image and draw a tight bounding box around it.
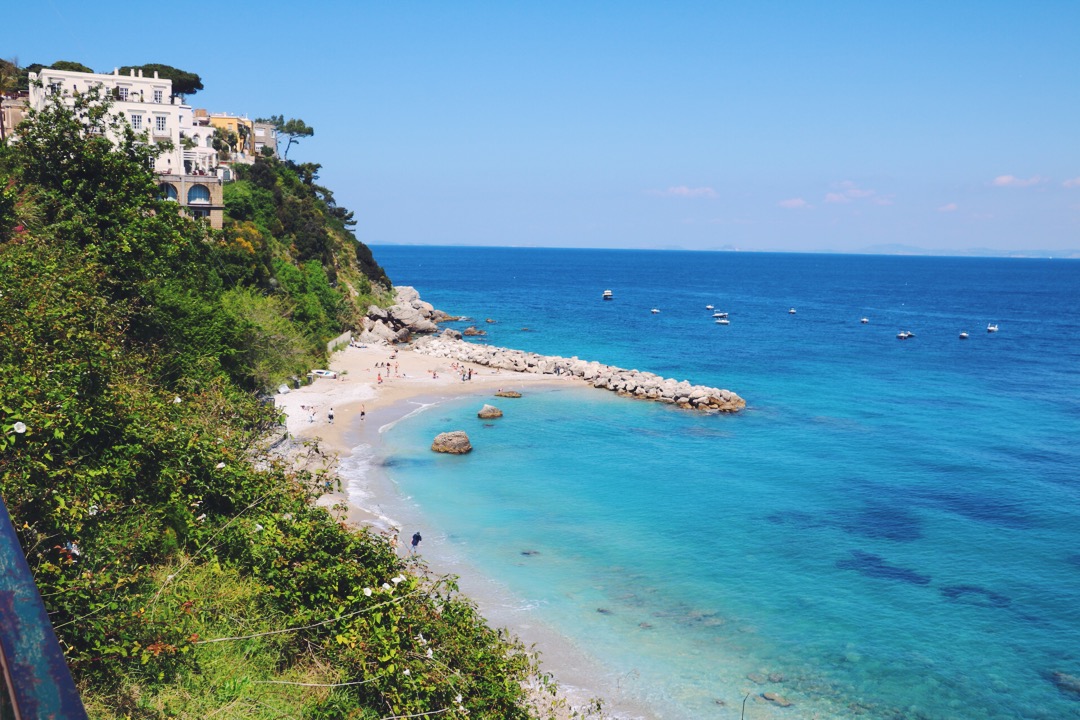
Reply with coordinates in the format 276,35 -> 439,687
159,183 -> 178,201
187,184 -> 211,204
206,136 -> 214,148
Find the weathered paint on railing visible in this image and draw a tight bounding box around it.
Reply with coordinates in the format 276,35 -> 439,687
0,499 -> 88,720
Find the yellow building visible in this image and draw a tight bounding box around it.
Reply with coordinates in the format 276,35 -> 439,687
200,110 -> 256,163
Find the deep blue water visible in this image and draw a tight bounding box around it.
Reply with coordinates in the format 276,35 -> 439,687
361,247 -> 1080,719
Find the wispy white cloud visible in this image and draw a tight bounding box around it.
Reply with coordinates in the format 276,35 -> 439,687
991,174 -> 1046,187
779,197 -> 811,209
1063,177 -> 1080,188
649,185 -> 718,198
938,202 -> 958,212
825,180 -> 879,204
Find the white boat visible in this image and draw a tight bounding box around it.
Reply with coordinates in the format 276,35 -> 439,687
959,332 -> 969,339
705,304 -> 714,310
789,308 -> 797,314
860,317 -> 869,324
716,318 -> 730,325
987,323 -> 999,333
602,289 -> 613,300
651,308 -> 660,314
712,311 -> 728,318
896,331 -> 915,340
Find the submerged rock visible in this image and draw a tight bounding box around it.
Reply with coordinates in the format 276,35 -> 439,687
762,692 -> 793,707
1051,671 -> 1080,697
431,431 -> 472,454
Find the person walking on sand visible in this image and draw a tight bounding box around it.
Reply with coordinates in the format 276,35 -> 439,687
360,405 -> 366,421
410,531 -> 422,553
328,407 -> 334,424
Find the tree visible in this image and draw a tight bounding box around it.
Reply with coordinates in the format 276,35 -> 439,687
0,58 -> 19,143
118,63 -> 203,97
256,114 -> 314,159
49,60 -> 94,73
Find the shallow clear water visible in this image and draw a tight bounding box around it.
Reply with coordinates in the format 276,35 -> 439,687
358,247 -> 1080,719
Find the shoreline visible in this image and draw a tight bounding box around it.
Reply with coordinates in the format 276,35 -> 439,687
275,342 -> 652,718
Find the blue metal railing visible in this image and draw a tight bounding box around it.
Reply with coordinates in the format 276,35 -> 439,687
0,499 -> 88,719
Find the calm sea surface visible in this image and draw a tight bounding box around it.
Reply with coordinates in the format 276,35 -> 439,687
353,247 -> 1080,719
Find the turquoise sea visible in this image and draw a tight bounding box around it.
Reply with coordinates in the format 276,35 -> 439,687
349,247 -> 1080,719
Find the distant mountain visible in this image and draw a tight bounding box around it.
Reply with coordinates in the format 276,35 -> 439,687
858,244 -> 1080,259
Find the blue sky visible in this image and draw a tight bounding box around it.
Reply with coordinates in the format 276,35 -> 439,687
8,1 -> 1080,254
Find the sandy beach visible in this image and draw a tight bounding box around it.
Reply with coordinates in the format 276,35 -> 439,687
276,339 -> 577,452
274,341 -> 655,718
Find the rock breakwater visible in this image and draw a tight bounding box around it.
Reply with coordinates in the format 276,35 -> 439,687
412,334 -> 746,413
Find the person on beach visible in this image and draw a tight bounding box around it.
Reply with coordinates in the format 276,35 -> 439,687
377,373 -> 382,384
328,407 -> 334,424
410,531 -> 422,553
360,405 -> 366,421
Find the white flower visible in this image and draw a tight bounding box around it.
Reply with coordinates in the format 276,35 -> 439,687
363,587 -> 372,597
415,632 -> 427,645
402,668 -> 410,676
254,523 -> 264,532
426,648 -> 433,659
382,582 -> 391,591
215,462 -> 226,469
88,505 -> 99,516
455,694 -> 463,705
12,422 -> 26,434
173,396 -> 182,404
391,574 -> 405,585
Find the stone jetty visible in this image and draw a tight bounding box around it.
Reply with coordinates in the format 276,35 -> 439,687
358,286 -> 746,413
412,334 -> 746,413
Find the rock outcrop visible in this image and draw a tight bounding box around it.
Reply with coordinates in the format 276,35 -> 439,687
431,431 -> 472,454
494,390 -> 522,398
477,404 -> 503,419
358,286 -> 443,344
412,336 -> 746,413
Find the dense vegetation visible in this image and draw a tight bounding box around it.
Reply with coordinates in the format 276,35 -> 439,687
0,91 -> 566,718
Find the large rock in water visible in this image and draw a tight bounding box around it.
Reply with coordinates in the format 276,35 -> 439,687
477,404 -> 503,419
494,390 -> 522,398
431,431 -> 472,454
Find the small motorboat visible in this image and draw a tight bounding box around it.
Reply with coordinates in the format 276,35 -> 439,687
959,332 -> 969,339
860,317 -> 869,324
651,308 -> 660,314
896,331 -> 915,340
789,308 -> 797,314
712,311 -> 728,318
716,318 -> 730,325
987,323 -> 999,333
705,304 -> 714,310
602,290 -> 613,300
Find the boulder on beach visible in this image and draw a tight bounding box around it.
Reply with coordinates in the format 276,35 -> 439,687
477,404 -> 503,419
494,390 -> 522,398
431,431 -> 472,454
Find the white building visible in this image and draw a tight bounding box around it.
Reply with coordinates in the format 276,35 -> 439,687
29,67 -> 184,175
27,67 -> 223,228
